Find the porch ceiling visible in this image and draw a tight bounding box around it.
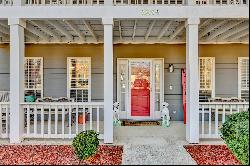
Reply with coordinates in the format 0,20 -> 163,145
0,18 -> 248,44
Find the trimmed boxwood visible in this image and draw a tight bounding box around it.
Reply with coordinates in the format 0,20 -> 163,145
220,111 -> 249,165
72,130 -> 99,160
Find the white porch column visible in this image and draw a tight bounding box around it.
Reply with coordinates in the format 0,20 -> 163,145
102,17 -> 114,144
8,18 -> 26,143
185,17 -> 200,144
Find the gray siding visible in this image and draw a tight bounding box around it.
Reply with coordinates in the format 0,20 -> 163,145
0,44 -> 249,121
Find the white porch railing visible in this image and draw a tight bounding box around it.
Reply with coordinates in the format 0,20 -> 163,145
25,0 -> 105,5
113,0 -> 248,5
113,0 -> 185,5
199,102 -> 249,139
0,0 -> 12,5
195,0 -> 248,5
0,0 -> 248,5
0,102 -> 10,138
21,102 -> 104,139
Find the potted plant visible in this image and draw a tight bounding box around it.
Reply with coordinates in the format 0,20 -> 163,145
78,110 -> 89,124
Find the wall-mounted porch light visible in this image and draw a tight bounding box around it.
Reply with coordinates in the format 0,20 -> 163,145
168,64 -> 174,73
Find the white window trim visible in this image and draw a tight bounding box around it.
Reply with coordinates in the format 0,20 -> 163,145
199,57 -> 215,98
67,57 -> 91,102
238,57 -> 249,99
24,57 -> 44,98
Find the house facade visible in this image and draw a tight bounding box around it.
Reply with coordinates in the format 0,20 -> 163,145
0,0 -> 249,144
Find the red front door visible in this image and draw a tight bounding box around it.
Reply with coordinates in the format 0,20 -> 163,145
130,61 -> 150,116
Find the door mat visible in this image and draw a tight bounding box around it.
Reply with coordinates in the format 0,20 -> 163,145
122,121 -> 161,126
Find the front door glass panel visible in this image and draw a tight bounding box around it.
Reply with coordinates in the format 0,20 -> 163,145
130,61 -> 150,116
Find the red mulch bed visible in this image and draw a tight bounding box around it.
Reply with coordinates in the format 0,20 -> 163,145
184,145 -> 241,165
0,145 -> 123,165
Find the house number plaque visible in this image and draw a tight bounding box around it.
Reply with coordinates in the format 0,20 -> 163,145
140,9 -> 160,16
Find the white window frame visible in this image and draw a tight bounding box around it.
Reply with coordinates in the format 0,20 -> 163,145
67,57 -> 91,102
238,57 -> 249,100
24,57 -> 44,99
199,57 -> 215,99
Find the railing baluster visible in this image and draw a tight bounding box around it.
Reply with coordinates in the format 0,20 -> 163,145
62,105 -> 65,136
48,105 -> 51,135
208,105 -> 211,136
237,105 -> 240,113
222,104 -> 226,123
230,104 -> 233,114
55,106 -> 58,134
215,105 -> 219,136
243,104 -> 247,111
76,105 -> 79,134
27,105 -> 30,135
41,105 -> 44,137
69,105 -> 72,134
5,105 -> 9,136
34,105 -> 37,135
201,105 -> 205,136
97,106 -> 100,133
83,105 -> 86,131
90,105 -> 93,130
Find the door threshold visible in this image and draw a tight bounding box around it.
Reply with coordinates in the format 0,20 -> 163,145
121,119 -> 162,122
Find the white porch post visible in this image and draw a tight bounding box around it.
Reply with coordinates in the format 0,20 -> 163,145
102,17 -> 114,144
185,17 -> 200,144
8,18 -> 26,143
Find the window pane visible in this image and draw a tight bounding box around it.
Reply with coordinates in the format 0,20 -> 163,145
68,58 -> 90,102
199,58 -> 214,101
24,58 -> 43,100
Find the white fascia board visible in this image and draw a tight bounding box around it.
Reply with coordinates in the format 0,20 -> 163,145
0,6 -> 248,19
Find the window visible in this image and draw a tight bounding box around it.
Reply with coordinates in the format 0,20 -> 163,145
67,57 -> 91,102
238,57 -> 249,101
24,57 -> 43,100
117,59 -> 128,112
154,59 -> 164,112
199,57 -> 215,102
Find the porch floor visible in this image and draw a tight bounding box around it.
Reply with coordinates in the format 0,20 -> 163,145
0,121 -> 224,145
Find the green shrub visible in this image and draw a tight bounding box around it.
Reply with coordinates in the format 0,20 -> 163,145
220,111 -> 249,165
72,130 -> 99,160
